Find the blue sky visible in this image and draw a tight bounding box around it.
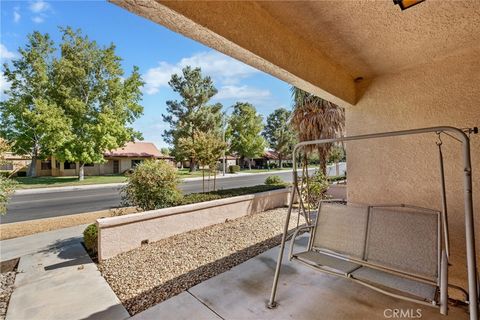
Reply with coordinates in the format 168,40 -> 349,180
0,0 -> 293,148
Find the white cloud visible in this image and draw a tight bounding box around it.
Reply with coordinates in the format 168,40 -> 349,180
143,62 -> 181,95
0,44 -> 16,60
32,16 -> 44,24
215,85 -> 271,101
29,0 -> 50,13
13,8 -> 21,23
142,51 -> 259,95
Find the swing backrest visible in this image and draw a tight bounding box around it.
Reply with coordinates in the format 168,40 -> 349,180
312,202 -> 440,280
365,205 -> 440,279
312,202 -> 369,259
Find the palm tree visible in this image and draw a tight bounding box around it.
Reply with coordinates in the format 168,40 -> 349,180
290,87 -> 345,175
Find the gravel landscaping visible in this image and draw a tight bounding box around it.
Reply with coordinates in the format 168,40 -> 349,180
0,263 -> 16,320
99,207 -> 299,315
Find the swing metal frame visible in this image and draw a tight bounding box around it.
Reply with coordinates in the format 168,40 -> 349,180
267,126 -> 479,320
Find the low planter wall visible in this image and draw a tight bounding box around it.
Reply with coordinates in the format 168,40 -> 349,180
97,188 -> 291,260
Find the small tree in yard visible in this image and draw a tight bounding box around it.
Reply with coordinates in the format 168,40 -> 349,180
0,138 -> 16,215
227,102 -> 266,170
122,160 -> 182,211
263,108 -> 296,168
54,27 -> 144,180
179,130 -> 226,192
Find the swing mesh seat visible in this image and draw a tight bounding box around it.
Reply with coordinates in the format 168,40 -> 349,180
290,202 -> 444,304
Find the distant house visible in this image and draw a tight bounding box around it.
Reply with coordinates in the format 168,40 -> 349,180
242,151 -> 293,169
33,142 -> 173,177
0,152 -> 31,174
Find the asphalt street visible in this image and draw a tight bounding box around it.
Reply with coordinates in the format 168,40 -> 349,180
2,163 -> 346,224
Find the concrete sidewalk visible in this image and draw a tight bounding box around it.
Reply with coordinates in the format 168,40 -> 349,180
1,224 -> 88,262
1,226 -> 129,320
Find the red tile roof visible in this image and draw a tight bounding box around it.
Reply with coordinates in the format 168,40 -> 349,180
104,142 -> 172,159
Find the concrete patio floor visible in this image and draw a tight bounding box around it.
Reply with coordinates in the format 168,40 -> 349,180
132,237 -> 470,320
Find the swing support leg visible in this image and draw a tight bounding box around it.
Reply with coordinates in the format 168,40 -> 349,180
268,180 -> 296,308
268,157 -> 300,308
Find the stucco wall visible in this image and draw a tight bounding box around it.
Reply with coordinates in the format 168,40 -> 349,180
97,188 -> 290,260
347,48 -> 480,290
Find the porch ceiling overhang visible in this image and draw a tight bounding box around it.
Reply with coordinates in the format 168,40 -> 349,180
111,0 -> 480,107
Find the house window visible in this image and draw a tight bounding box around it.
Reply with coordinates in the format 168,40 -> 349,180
64,161 -> 76,170
84,163 -> 94,167
41,160 -> 51,170
131,159 -> 143,168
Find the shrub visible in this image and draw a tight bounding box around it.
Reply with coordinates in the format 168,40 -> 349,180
228,165 -> 240,173
0,176 -> 16,215
265,175 -> 285,186
83,223 -> 98,255
267,163 -> 278,169
181,193 -> 222,205
303,170 -> 329,206
121,160 -> 182,211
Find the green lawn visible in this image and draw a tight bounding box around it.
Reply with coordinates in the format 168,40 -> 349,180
14,175 -> 127,189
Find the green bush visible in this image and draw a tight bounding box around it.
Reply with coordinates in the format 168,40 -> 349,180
304,170 -> 330,206
181,193 -> 222,205
265,175 -> 285,186
121,160 -> 182,211
83,224 -> 98,255
0,176 -> 16,215
228,165 -> 240,173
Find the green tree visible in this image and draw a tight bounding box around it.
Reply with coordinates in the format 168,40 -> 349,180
227,102 -> 266,170
160,147 -> 171,156
53,27 -> 144,180
179,130 -> 226,191
0,32 -> 72,176
263,108 -> 296,168
162,66 -> 222,172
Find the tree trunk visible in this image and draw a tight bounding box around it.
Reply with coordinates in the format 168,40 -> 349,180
248,160 -> 252,170
279,156 -> 283,169
78,162 -> 85,181
202,169 -> 205,192
335,162 -> 339,176
213,168 -> 217,191
27,157 -> 37,177
190,158 -> 197,172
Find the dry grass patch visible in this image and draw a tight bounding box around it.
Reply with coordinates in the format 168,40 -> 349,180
0,207 -> 138,240
99,207 -> 300,315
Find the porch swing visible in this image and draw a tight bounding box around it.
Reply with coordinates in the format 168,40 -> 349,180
267,126 -> 479,320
